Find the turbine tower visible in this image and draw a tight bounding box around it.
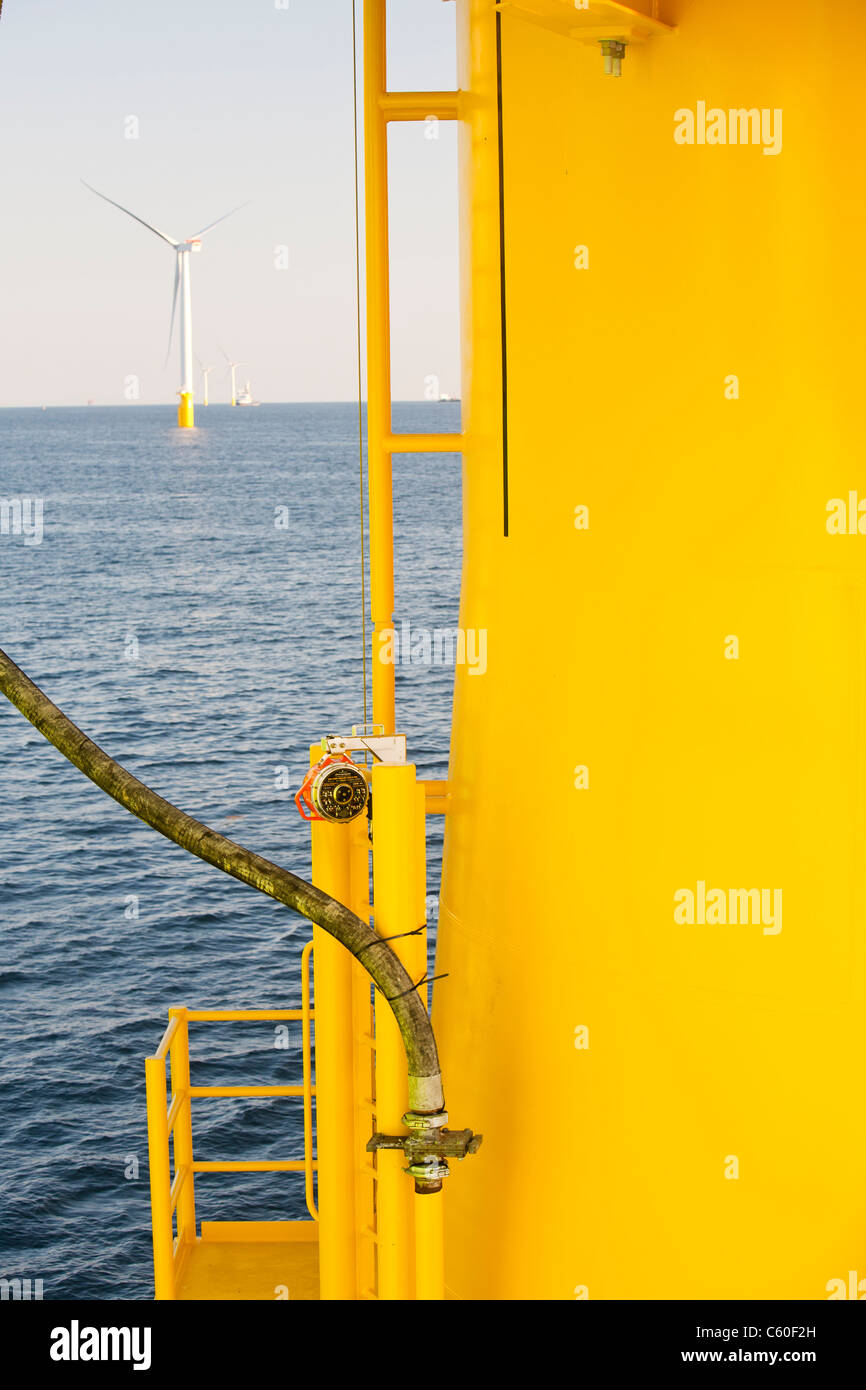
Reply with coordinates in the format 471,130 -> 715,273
197,358 -> 215,408
220,347 -> 246,408
83,182 -> 247,428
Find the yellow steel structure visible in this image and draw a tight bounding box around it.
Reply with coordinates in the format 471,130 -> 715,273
178,392 -> 194,429
307,748 -> 440,1299
432,0 -> 866,1299
370,763 -> 432,1298
310,793 -> 366,1298
357,1 -> 458,1298
143,769 -> 450,1300
363,0 -> 462,735
145,962 -> 320,1300
143,0 -> 866,1304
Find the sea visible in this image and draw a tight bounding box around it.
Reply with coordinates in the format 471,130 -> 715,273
0,400 -> 462,1299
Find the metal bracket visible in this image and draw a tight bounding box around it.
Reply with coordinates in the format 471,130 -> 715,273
322,725 -> 407,765
496,2 -> 674,46
599,38 -> 627,75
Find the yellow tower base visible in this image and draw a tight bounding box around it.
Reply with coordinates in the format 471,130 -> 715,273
178,392 -> 194,428
434,0 -> 866,1301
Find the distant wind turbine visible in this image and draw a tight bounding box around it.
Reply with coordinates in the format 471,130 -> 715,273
220,346 -> 247,408
83,182 -> 248,428
197,357 -> 216,408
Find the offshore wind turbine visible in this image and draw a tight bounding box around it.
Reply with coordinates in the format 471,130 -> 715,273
82,182 -> 247,428
220,347 -> 247,408
197,358 -> 215,407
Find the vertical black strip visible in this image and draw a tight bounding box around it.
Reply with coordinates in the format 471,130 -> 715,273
495,10 -> 509,538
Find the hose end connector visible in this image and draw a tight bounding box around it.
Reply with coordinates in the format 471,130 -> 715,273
366,1110 -> 483,1195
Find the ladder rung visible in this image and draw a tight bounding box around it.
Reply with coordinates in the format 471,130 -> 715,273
385,432 -> 462,455
379,91 -> 459,122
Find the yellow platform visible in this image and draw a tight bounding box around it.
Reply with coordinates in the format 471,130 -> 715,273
175,1223 -> 319,1301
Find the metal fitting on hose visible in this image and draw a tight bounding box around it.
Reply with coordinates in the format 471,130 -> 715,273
367,1110 -> 482,1195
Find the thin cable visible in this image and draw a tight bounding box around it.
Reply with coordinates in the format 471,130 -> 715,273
351,0 -> 369,733
385,973 -> 450,1003
356,925 -> 425,956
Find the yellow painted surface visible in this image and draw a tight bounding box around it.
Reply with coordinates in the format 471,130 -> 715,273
310,755 -> 374,1298
364,0 -> 396,735
435,0 -> 866,1299
177,391 -> 194,428
145,1006 -> 319,1299
414,1190 -> 445,1301
144,1055 -> 176,1300
311,787 -> 362,1299
371,762 -> 427,1299
498,0 -> 672,42
176,1223 -> 319,1301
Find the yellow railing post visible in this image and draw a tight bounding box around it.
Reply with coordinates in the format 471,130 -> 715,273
349,811 -> 377,1297
310,746 -> 365,1299
145,1053 -> 176,1300
168,1007 -> 196,1247
409,778 -> 444,1300
363,0 -> 396,735
414,1188 -> 445,1300
372,761 -> 427,1299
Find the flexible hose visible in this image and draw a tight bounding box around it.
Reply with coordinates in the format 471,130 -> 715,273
0,646 -> 444,1114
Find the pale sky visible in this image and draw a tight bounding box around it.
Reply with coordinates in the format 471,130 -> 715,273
0,0 -> 460,407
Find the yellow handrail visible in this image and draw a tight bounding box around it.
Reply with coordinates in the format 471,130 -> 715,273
189,1085 -> 311,1097
145,1053 -> 176,1299
186,1009 -> 306,1021
169,1163 -> 191,1215
192,1160 -> 309,1174
152,1013 -> 180,1061
168,1009 -> 196,1250
145,946 -> 319,1298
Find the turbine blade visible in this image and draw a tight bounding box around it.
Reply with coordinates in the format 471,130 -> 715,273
81,181 -> 179,246
190,201 -> 250,240
165,257 -> 180,366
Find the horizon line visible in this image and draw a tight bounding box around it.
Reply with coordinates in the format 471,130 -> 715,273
0,397 -> 462,411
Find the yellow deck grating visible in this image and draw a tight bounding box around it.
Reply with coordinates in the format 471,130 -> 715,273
174,1222 -> 319,1301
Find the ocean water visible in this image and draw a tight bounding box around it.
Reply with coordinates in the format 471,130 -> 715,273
0,401 -> 461,1299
